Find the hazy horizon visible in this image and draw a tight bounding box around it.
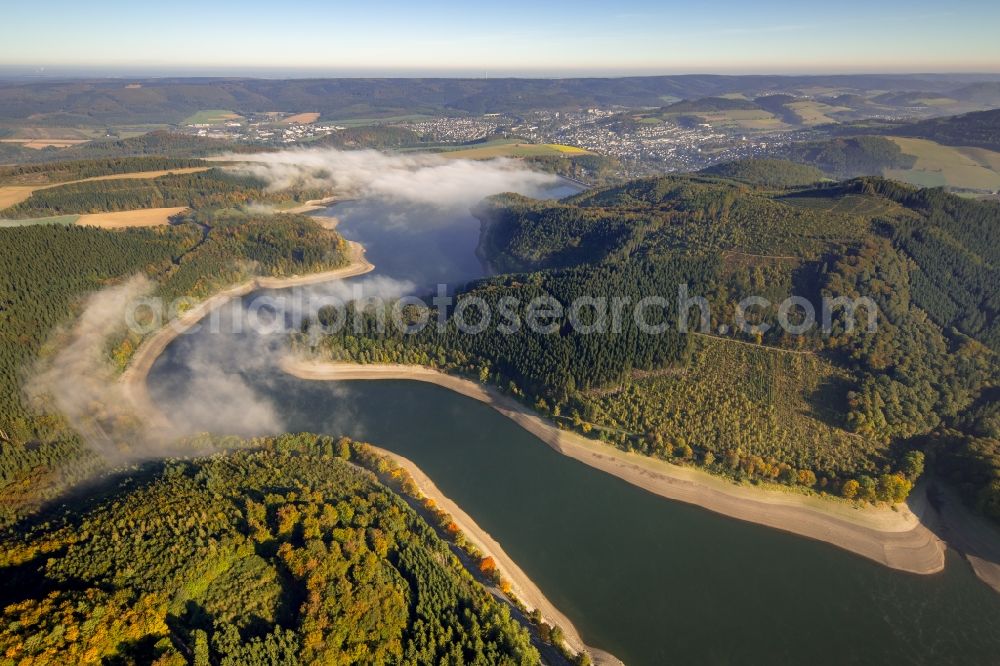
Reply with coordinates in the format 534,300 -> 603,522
3,1 -> 998,75
2,66 -> 1000,81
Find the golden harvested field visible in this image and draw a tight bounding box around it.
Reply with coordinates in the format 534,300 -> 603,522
283,112 -> 320,124
0,186 -> 37,209
0,138 -> 90,149
75,207 -> 188,229
884,137 -> 1000,191
962,146 -> 1000,171
442,143 -> 592,159
0,167 -> 211,209
913,97 -> 957,106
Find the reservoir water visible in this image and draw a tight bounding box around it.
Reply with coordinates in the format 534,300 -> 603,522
148,180 -> 1000,665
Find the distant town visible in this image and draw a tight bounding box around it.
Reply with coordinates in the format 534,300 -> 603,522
178,107 -> 793,176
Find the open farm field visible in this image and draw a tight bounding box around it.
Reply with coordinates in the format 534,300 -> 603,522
282,112 -> 320,123
74,206 -> 187,228
786,100 -> 851,125
0,138 -> 90,149
443,142 -> 592,159
884,136 -> 1000,191
182,109 -> 243,125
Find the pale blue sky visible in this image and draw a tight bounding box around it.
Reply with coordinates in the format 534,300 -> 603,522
2,0 -> 999,74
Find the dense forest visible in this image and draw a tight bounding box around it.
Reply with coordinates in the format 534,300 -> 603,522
0,225 -> 187,523
0,434 -> 545,665
697,159 -> 828,188
311,256 -> 707,402
69,132 -> 255,159
315,126 -> 426,150
891,108 -> 1000,151
0,156 -> 208,185
0,169 -> 295,218
305,170 -> 999,518
0,132 -> 256,165
776,136 -> 918,179
521,153 -> 620,185
0,210 -> 349,525
475,174 -> 867,274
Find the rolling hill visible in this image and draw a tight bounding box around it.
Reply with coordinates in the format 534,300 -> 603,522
317,168 -> 1000,523
2,74 -> 1000,125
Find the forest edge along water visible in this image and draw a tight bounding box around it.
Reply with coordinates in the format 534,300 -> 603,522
132,181 -> 1000,665
278,359 -> 947,575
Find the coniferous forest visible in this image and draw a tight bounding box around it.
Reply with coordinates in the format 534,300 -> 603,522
0,434 -> 539,666
0,208 -> 349,526
304,171 -> 999,520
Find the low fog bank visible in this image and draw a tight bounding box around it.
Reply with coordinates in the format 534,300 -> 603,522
148,274 -> 416,442
27,273 -> 417,462
227,147 -> 561,209
25,276 -> 168,459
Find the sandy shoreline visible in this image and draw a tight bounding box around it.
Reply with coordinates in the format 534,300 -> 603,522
925,484 -> 1000,594
281,360 -> 949,577
372,445 -> 621,665
283,195 -> 340,215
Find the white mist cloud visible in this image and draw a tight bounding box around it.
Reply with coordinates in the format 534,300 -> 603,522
26,278 -> 289,460
226,147 -> 561,210
148,277 -> 419,439
25,276 -> 158,459
26,272 -> 423,462
154,299 -> 287,440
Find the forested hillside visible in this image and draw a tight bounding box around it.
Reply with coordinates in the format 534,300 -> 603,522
777,136 -> 918,178
475,174 -> 867,273
892,108 -> 1000,151
4,74 -> 997,124
0,211 -> 349,525
0,132 -> 254,165
697,159 -> 828,188
0,435 -> 540,665
1,169 -> 288,218
315,126 -> 426,150
307,170 -> 999,520
521,154 -> 621,185
0,157 -> 207,186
